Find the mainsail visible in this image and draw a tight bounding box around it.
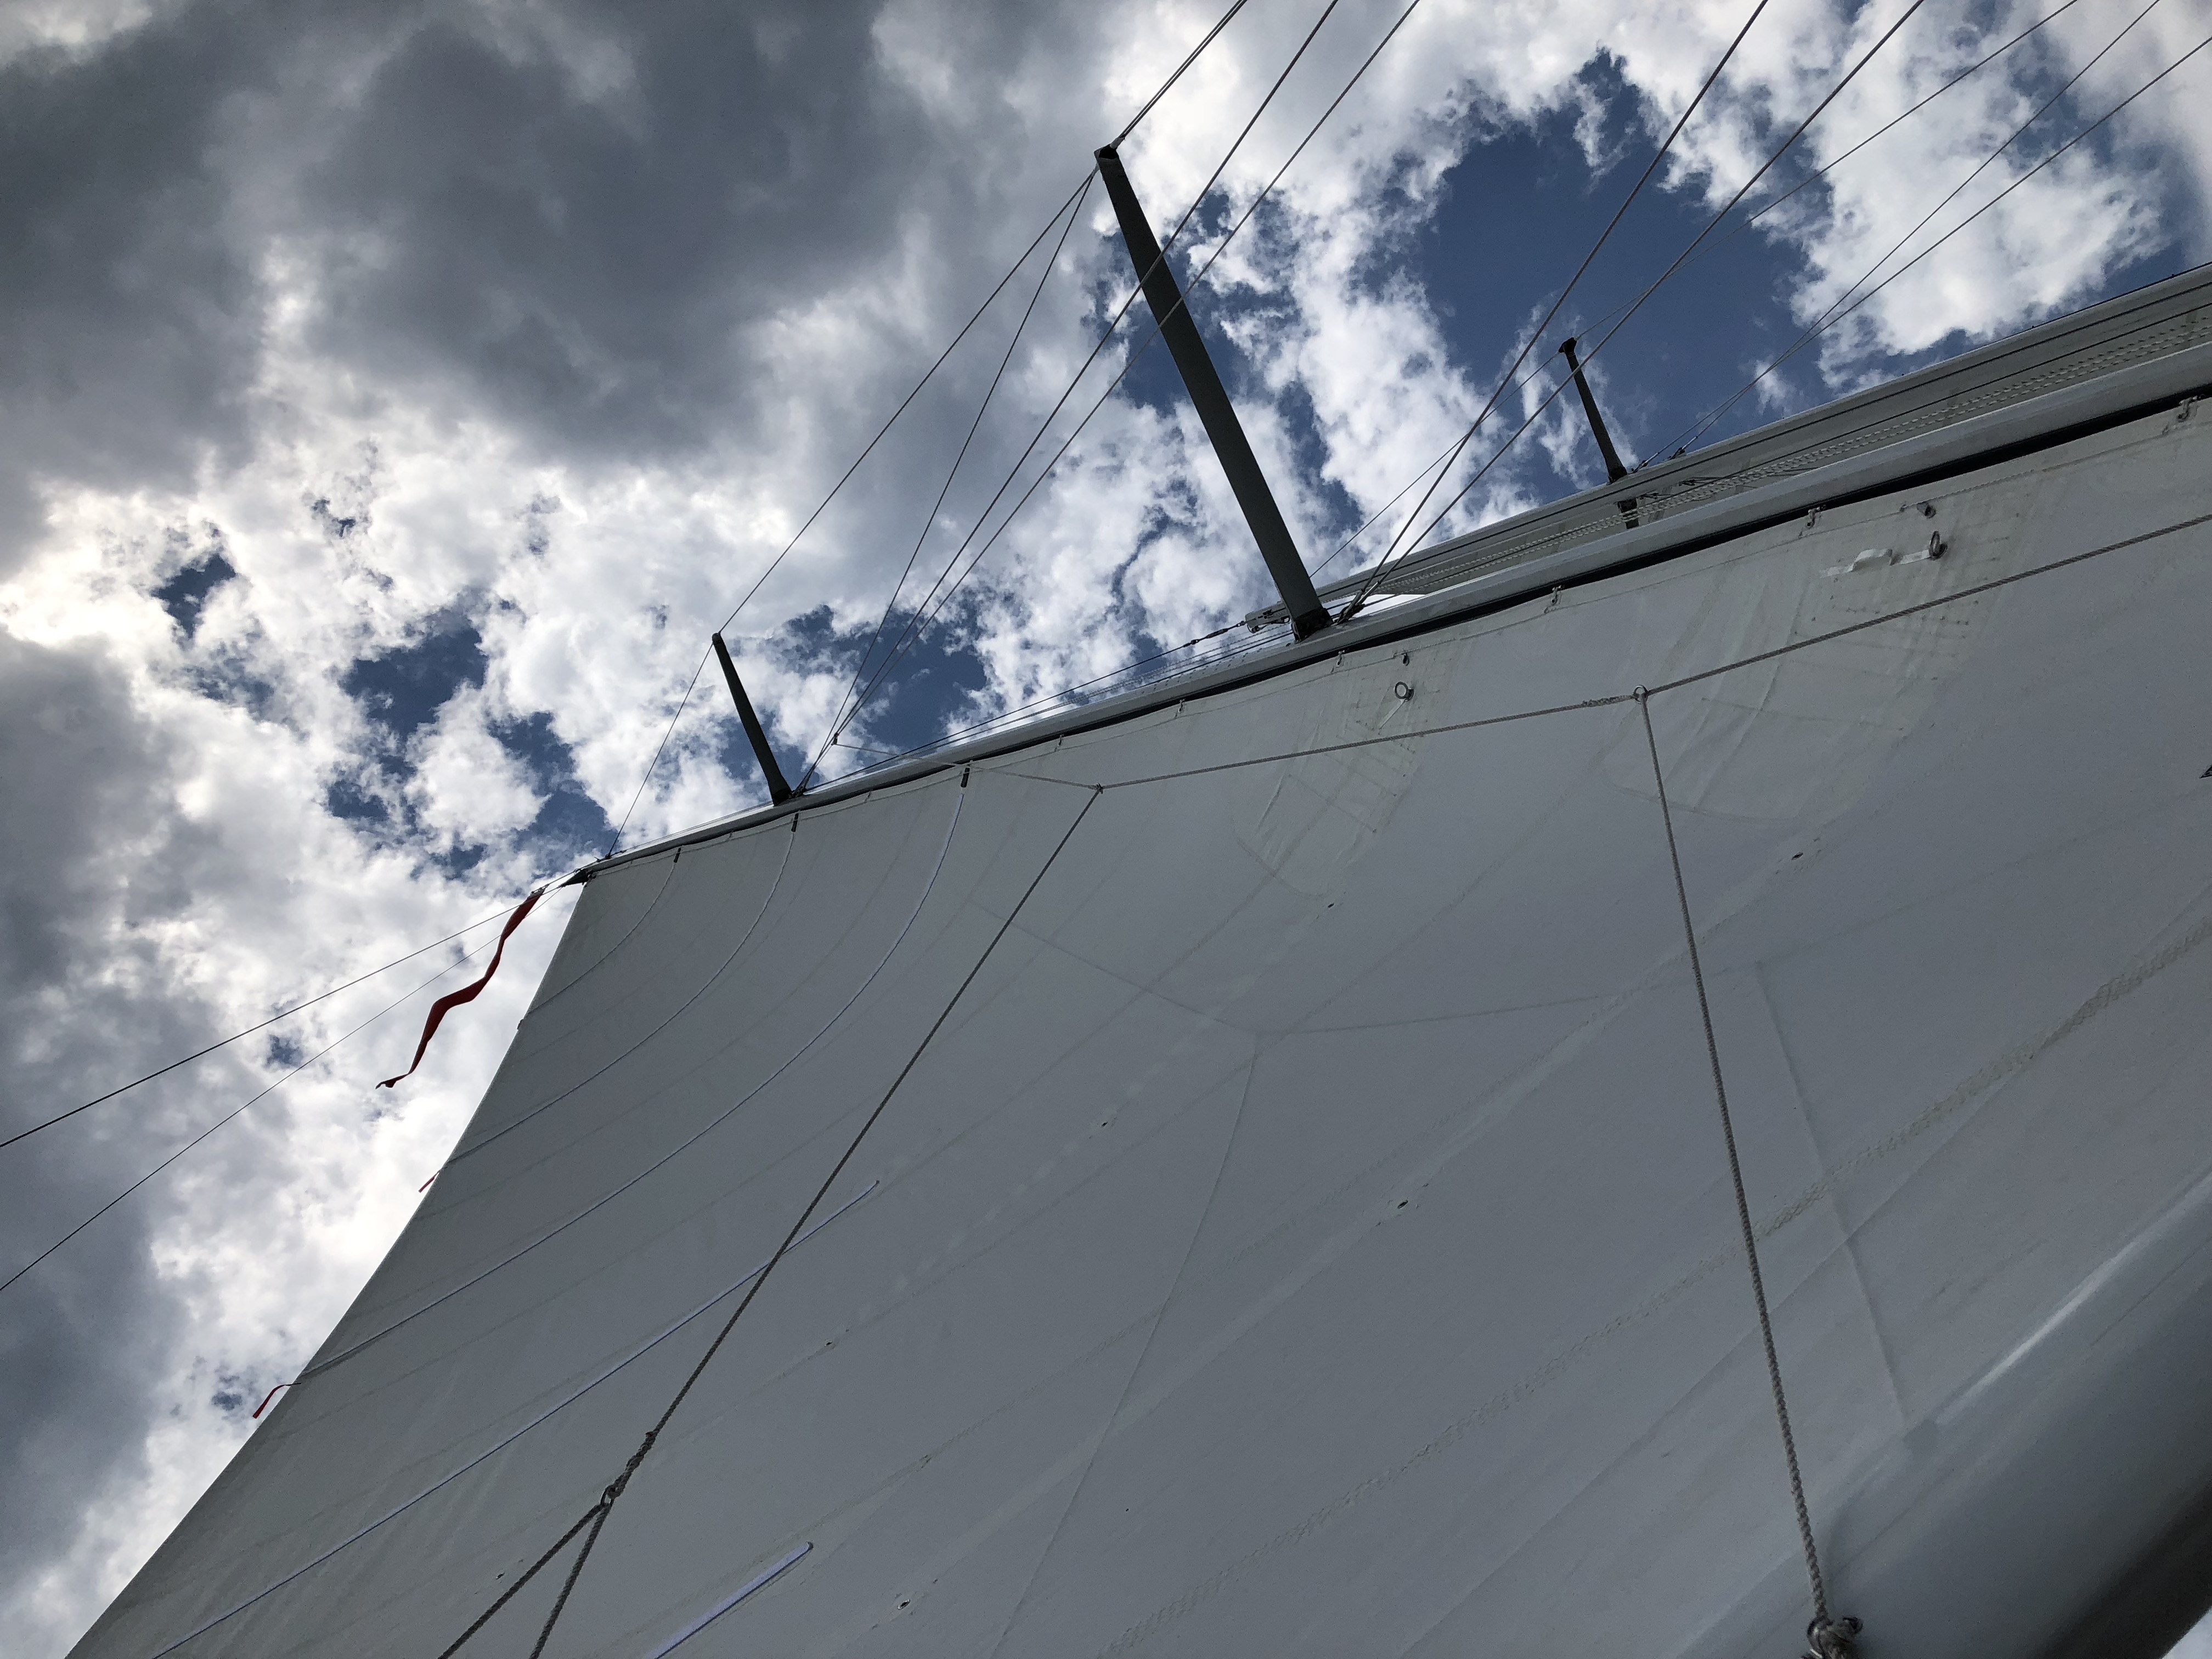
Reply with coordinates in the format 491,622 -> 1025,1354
72,266 -> 2212,1658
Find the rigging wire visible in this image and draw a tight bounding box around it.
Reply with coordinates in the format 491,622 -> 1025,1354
1,899 -> 531,1154
307,786 -> 961,1380
601,171 -> 1095,856
0,937 -> 496,1301
1672,5 -> 2199,455
1114,0 -> 1256,146
1560,0 -> 2092,369
606,0 -> 1263,854
1333,0 -> 1785,617
830,0 -> 1431,755
1350,0 -> 1929,608
1635,687 -> 1852,1655
809,178 -> 1097,785
809,0 -> 1362,781
437,783 -> 1103,1659
127,496 -> 2212,1657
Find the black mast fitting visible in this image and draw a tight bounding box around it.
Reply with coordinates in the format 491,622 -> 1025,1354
1559,336 -> 1639,528
1558,336 -> 1629,483
712,632 -> 795,805
1094,144 -> 1331,640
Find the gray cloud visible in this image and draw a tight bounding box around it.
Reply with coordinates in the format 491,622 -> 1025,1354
2,0 -> 2205,1652
0,9 -> 277,575
0,630 -> 211,1649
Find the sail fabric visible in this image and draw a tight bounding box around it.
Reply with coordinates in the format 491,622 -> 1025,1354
72,402 -> 2212,1658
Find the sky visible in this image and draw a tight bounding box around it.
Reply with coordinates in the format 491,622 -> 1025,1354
1,0 -> 2208,1651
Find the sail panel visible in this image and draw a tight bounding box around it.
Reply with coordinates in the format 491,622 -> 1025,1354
72,393 -> 2212,1657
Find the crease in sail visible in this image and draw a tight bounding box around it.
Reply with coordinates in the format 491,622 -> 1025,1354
143,1181 -> 880,1659
448,814 -> 804,1163
303,787 -> 967,1383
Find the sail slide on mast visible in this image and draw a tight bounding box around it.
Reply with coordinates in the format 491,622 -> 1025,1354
70,270 -> 2212,1659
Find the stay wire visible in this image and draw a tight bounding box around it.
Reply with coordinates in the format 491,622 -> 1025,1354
608,0 -> 1256,851
1676,11 -> 2203,454
0,936 -> 496,1301
821,0 -> 1358,768
1351,0 -> 1932,587
603,172 -> 1094,856
830,619 -> 1243,777
1339,0 -> 1780,616
839,0 -> 1420,743
1357,0 -> 1928,602
441,782 -> 1103,1658
1,899 -> 529,1153
1564,0 -> 2090,372
1635,687 -> 1840,1643
1114,0 -> 1255,146
810,176 -> 1097,784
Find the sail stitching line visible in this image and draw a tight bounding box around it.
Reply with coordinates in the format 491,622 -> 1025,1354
306,789 -> 951,1381
437,782 -> 1103,1658
448,809 -> 806,1163
1635,689 -> 1854,1657
1002,506 -> 2212,792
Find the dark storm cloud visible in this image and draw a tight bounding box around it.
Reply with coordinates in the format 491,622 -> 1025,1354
0,0 -> 1094,571
0,8 -> 279,575
0,631 -> 232,1628
294,0 -> 1086,456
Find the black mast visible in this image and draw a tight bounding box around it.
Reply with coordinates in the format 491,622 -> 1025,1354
1095,145 -> 1331,640
712,632 -> 794,805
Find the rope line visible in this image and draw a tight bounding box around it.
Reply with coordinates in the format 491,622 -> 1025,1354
829,0 -> 1364,754
1635,689 -> 1849,1653
1113,0 -> 1255,146
1674,18 -> 2211,454
148,1183 -> 877,1659
600,173 -> 1099,857
607,0 -> 1255,850
1,899 -> 529,1153
1560,0 -> 2090,387
439,780 -> 1101,1657
0,937 -> 496,1301
810,177 -> 1097,786
838,0 -> 1431,747
1338,0 -> 1783,615
1352,0 -> 1929,604
431,1505 -> 599,1659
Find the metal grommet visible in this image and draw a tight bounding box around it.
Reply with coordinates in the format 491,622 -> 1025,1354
1392,681 -> 1414,701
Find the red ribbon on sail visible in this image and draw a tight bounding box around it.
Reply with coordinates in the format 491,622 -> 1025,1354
377,889 -> 544,1090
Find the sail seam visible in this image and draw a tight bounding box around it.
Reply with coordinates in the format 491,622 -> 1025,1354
1635,689 -> 1855,1658
437,782 -> 1103,1658
1012,505 -> 2212,793
306,786 -> 956,1384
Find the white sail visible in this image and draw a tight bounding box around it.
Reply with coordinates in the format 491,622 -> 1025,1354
72,268 -> 2212,1659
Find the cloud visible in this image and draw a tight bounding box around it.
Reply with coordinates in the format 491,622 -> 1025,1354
1,0 -> 2205,1651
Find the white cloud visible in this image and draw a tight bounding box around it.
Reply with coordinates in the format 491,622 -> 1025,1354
1,0 -> 2205,1651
